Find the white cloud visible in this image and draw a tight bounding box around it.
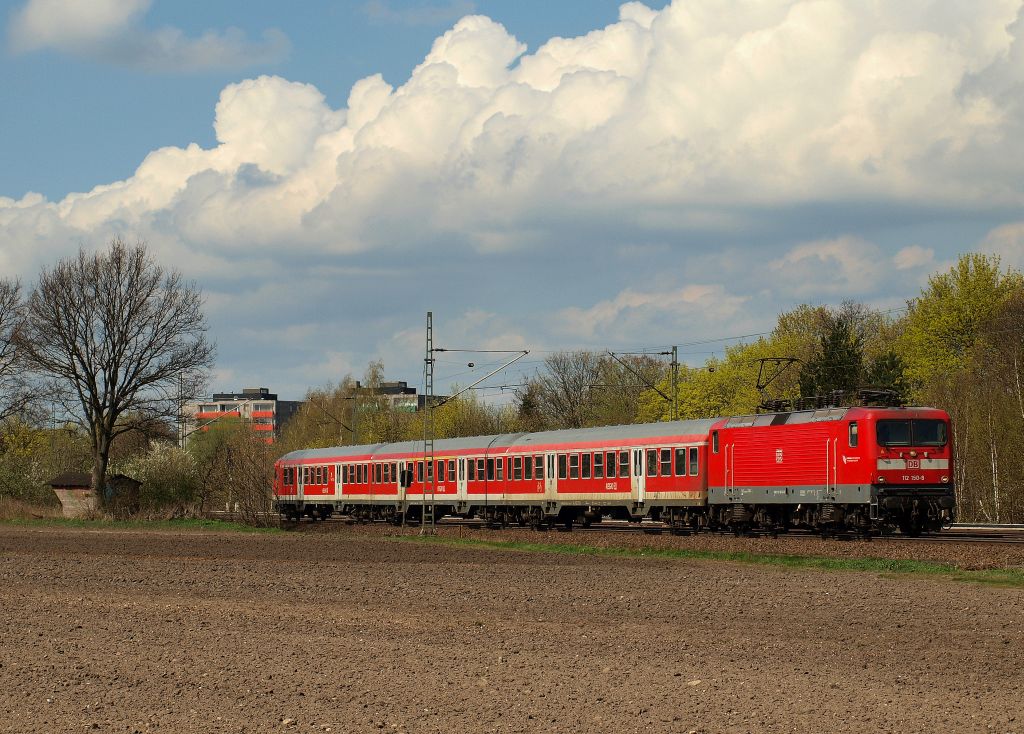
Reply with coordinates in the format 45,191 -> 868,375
556,284 -> 748,343
981,221 -> 1024,269
7,0 -> 289,70
893,245 -> 935,270
769,237 -> 884,296
3,0 -> 1024,394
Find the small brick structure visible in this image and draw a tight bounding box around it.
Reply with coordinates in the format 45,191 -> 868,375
48,472 -> 142,518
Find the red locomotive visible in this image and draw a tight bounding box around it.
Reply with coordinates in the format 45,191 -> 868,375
274,405 -> 955,535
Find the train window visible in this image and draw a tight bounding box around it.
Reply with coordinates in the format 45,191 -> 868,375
427,461 -> 434,482
558,454 -> 567,480
606,452 -> 616,479
581,453 -> 591,479
535,455 -> 544,480
619,451 -> 629,477
392,463 -> 398,482
524,456 -> 533,480
689,446 -> 699,476
660,449 -> 672,476
376,464 -> 383,483
647,449 -> 658,477
468,459 -> 476,481
675,448 -> 686,476
448,461 -> 456,483
569,454 -> 580,479
459,459 -> 465,481
848,422 -> 858,447
436,460 -> 444,482
487,458 -> 495,481
912,419 -> 947,446
496,458 -> 505,481
876,420 -> 911,446
476,458 -> 485,479
416,462 -> 423,483
712,431 -> 719,453
513,456 -> 522,480
594,452 -> 604,479
383,464 -> 390,483
302,467 -> 308,484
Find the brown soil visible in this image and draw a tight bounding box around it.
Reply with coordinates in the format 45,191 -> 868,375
0,526 -> 1021,734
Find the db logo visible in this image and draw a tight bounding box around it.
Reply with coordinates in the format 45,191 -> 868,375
907,459 -> 921,469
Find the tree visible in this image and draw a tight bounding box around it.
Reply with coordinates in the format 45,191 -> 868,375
523,351 -> 603,429
798,303 -> 866,398
0,279 -> 33,421
17,239 -> 214,498
899,253 -> 1023,392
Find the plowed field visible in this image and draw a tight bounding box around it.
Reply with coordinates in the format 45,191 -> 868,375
0,526 -> 1021,733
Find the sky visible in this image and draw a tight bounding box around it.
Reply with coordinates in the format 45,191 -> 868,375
1,0 -> 1023,402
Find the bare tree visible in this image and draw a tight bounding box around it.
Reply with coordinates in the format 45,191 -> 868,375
525,351 -> 603,429
0,279 -> 33,421
17,239 -> 215,497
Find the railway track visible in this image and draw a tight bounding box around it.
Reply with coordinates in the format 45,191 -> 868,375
285,514 -> 1024,544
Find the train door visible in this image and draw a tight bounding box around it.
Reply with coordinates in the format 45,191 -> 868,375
297,466 -> 305,508
632,449 -> 646,504
824,435 -> 838,502
545,452 -> 556,497
724,439 -> 737,502
457,458 -> 468,502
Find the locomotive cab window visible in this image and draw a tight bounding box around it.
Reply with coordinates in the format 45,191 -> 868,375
712,431 -> 719,453
848,421 -> 858,448
876,419 -> 947,447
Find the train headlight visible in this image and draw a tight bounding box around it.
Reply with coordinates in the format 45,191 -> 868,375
941,475 -> 949,483
877,476 -> 885,483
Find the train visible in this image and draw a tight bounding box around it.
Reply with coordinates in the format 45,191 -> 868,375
273,404 -> 956,536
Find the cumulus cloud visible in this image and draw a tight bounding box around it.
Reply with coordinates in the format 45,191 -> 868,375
3,0 -> 1024,392
893,245 -> 935,270
981,221 -> 1024,269
7,0 -> 289,70
556,284 -> 748,343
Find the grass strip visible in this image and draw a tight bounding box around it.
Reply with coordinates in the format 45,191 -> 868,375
395,534 -> 1024,588
0,517 -> 280,534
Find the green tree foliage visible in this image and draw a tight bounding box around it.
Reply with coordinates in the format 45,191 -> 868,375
118,441 -> 201,514
798,303 -> 866,397
899,253 -> 1024,392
